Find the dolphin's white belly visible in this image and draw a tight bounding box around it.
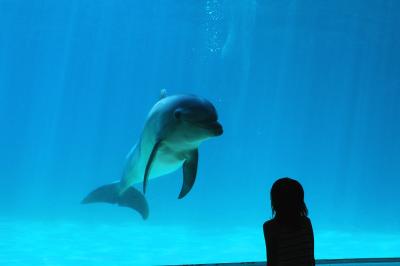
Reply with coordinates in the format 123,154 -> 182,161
148,156 -> 183,179
122,140 -> 190,187
148,144 -> 187,179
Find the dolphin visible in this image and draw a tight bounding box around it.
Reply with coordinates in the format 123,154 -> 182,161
81,92 -> 223,219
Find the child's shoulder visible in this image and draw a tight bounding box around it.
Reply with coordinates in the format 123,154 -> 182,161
263,218 -> 278,230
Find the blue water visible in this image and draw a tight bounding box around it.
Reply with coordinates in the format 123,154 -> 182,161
1,0 -> 399,265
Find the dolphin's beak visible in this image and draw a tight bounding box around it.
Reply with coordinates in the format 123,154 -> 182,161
211,121 -> 223,136
196,121 -> 223,136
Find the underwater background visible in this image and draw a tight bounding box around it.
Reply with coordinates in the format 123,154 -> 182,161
1,0 -> 399,265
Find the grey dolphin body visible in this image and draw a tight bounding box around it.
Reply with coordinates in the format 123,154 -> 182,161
81,93 -> 223,219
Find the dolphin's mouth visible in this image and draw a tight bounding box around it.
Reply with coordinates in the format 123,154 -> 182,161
212,121 -> 223,136
196,121 -> 223,136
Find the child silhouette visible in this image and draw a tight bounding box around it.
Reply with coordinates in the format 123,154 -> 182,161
263,177 -> 315,266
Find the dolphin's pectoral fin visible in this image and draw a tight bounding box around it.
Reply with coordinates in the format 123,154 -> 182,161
143,140 -> 162,194
178,149 -> 198,199
81,183 -> 149,220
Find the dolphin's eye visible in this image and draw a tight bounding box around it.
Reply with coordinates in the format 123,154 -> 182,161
174,110 -> 182,120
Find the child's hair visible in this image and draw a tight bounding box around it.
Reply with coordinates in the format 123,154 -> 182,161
270,177 -> 308,219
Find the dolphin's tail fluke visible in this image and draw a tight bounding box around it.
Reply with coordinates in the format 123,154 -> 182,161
81,183 -> 149,220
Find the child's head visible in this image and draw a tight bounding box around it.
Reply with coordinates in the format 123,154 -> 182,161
270,177 -> 308,219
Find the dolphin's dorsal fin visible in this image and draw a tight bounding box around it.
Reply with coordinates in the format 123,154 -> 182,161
160,89 -> 167,99
178,149 -> 199,199
143,140 -> 162,194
